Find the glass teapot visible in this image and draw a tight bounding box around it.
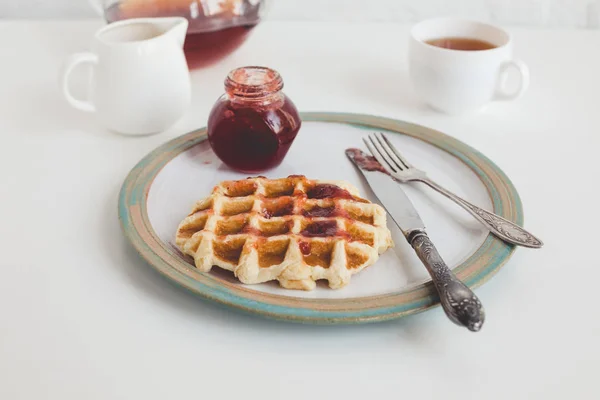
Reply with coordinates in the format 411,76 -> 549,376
91,0 -> 270,68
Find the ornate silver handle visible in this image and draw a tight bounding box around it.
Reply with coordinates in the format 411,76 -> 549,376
408,230 -> 485,332
421,178 -> 543,248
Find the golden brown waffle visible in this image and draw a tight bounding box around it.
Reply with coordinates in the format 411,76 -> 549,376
175,175 -> 393,290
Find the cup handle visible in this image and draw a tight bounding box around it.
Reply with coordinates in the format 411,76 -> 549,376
60,53 -> 98,112
494,59 -> 530,101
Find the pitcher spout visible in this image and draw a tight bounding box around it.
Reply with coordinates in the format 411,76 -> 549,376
157,17 -> 189,48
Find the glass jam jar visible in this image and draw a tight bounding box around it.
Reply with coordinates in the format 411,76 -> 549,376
207,66 -> 302,173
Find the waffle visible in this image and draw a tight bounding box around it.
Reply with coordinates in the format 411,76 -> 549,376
175,175 -> 393,290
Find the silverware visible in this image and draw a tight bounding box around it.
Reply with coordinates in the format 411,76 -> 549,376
365,132 -> 543,249
346,148 -> 485,332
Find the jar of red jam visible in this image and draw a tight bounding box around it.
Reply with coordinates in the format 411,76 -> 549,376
207,66 -> 302,173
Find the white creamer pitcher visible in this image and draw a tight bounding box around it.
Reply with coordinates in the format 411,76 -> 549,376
60,17 -> 191,135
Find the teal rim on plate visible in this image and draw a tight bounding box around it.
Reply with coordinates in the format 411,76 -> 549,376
118,112 -> 521,324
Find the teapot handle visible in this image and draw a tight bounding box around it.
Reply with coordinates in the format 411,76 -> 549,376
88,0 -> 104,16
60,53 -> 98,113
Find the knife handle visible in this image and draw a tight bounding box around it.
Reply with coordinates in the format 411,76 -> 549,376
408,230 -> 485,332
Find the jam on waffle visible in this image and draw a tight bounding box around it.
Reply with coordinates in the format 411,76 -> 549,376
175,175 -> 393,290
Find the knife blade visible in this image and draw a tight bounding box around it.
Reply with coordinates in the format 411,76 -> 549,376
345,148 -> 424,237
345,147 -> 485,332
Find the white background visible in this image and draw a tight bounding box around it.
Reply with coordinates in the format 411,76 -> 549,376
1,17 -> 599,399
2,0 -> 600,28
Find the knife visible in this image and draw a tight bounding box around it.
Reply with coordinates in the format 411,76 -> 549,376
346,148 -> 485,332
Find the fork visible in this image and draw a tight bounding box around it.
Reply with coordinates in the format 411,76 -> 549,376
364,132 -> 543,248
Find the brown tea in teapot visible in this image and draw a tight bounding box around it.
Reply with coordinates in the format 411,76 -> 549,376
105,0 -> 265,68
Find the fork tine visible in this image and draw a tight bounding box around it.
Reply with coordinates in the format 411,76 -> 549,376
373,132 -> 407,171
363,138 -> 394,173
363,136 -> 398,174
378,132 -> 413,169
368,133 -> 402,173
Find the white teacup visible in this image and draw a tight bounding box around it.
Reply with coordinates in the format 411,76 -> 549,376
408,18 -> 529,114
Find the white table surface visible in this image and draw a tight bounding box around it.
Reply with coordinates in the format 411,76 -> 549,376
1,19 -> 598,400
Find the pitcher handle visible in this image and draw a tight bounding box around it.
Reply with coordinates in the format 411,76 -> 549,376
60,53 -> 98,112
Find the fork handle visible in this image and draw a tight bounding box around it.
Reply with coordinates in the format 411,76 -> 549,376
421,178 -> 543,248
408,230 -> 485,332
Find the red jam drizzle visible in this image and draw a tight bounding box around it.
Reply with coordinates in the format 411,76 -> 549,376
300,221 -> 338,237
302,205 -> 336,218
306,184 -> 355,200
345,148 -> 388,173
262,202 -> 294,219
299,241 -> 311,255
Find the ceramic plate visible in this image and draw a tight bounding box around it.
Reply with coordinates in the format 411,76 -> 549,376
119,112 -> 521,324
